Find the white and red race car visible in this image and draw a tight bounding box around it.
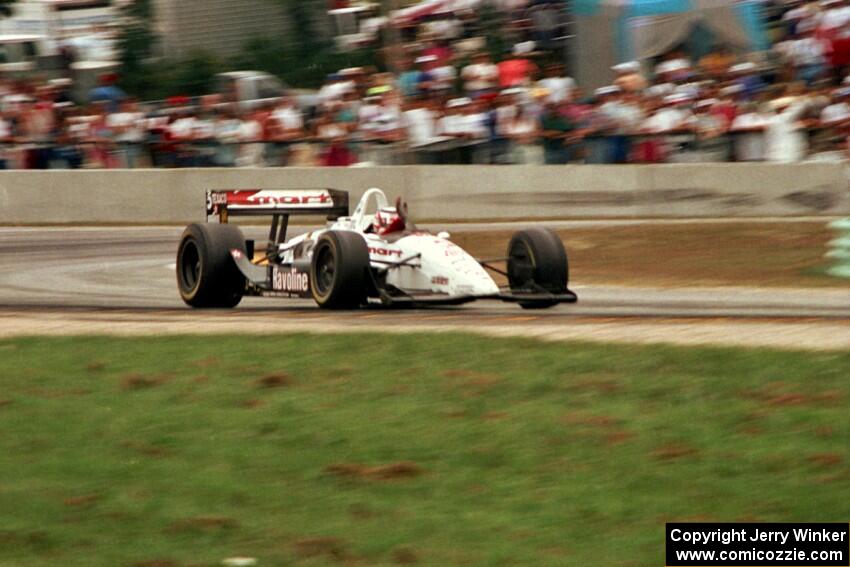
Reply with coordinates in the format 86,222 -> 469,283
176,188 -> 577,309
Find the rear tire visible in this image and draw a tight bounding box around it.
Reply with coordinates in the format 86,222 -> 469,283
507,227 -> 568,309
176,223 -> 247,308
310,231 -> 370,309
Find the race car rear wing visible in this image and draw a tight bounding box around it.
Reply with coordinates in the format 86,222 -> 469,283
206,189 -> 349,222
207,189 -> 350,260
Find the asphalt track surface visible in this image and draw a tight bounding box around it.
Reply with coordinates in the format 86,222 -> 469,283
0,226 -> 848,349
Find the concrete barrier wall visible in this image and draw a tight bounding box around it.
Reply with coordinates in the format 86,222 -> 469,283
0,164 -> 848,224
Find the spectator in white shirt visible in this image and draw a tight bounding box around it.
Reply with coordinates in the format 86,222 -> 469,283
504,103 -> 542,164
611,61 -> 646,93
764,95 -> 811,162
168,110 -> 196,141
536,63 -> 576,104
643,94 -> 695,133
268,96 -> 304,136
775,29 -> 829,85
359,91 -> 405,142
817,0 -> 850,32
358,94 -> 382,128
730,102 -> 770,161
638,93 -> 695,162
317,112 -> 349,142
692,99 -> 724,138
236,108 -> 265,168
106,98 -> 145,168
0,109 -> 13,169
820,87 -> 850,125
437,98 -> 487,139
191,114 -> 216,139
318,73 -> 355,110
212,106 -> 243,167
428,59 -> 458,95
403,97 -> 441,147
423,17 -> 463,40
265,96 -> 304,166
783,0 -> 816,35
494,89 -> 521,137
461,52 -> 499,98
654,56 -> 692,84
189,110 -> 217,167
598,88 -> 644,134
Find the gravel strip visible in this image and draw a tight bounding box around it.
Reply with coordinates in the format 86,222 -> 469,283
1,311 -> 848,351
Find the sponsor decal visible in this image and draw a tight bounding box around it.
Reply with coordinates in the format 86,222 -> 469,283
444,244 -> 463,257
431,276 -> 449,286
227,191 -> 332,208
206,192 -> 227,215
369,247 -> 403,258
272,266 -> 310,293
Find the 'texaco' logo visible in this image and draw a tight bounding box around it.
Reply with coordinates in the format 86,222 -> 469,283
211,192 -> 229,205
273,267 -> 309,292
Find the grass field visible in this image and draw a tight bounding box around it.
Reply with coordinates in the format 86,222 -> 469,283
0,334 -> 848,566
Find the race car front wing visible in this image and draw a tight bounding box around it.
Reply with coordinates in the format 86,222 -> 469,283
374,288 -> 578,307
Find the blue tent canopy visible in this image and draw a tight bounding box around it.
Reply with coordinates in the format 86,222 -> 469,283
571,0 -> 768,88
573,0 -> 767,54
574,0 -> 692,17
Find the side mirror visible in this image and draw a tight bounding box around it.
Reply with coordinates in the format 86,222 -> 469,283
395,196 -> 409,222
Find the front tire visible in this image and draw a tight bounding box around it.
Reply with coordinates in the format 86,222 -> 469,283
507,227 -> 569,309
310,231 -> 370,309
176,223 -> 247,308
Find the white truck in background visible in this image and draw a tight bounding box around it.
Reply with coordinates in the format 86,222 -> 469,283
215,71 -> 318,112
214,71 -> 287,111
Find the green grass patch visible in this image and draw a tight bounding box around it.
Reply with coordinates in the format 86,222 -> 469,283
0,334 -> 847,566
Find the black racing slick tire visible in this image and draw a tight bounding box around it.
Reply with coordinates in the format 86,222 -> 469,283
507,227 -> 569,309
310,231 -> 370,309
176,223 -> 247,308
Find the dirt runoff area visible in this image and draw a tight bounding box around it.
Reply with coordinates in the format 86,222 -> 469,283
450,221 -> 846,289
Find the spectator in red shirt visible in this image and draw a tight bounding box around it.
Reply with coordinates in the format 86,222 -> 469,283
420,34 -> 454,66
711,88 -> 739,130
498,45 -> 538,88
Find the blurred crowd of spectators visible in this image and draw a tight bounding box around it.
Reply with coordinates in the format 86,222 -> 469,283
7,0 -> 850,168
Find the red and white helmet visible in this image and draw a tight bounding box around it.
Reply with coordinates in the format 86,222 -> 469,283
374,206 -> 405,235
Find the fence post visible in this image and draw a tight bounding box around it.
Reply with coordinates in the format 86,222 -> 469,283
826,218 -> 850,279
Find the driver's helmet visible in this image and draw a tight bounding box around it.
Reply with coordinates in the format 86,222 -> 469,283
373,206 -> 405,235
